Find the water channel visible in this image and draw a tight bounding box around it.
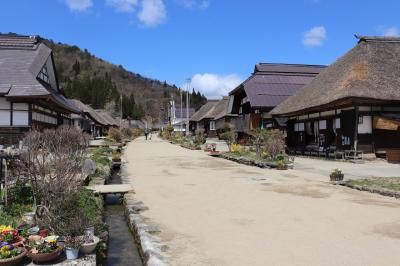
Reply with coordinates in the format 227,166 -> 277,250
104,169 -> 143,266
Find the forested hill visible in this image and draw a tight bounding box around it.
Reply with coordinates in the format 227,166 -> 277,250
42,38 -> 207,121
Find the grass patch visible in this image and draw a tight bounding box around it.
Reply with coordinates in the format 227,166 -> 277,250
345,177 -> 400,192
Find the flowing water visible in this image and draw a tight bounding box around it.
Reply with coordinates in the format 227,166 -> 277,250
105,170 -> 143,266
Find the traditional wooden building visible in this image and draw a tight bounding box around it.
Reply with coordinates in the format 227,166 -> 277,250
96,110 -> 119,132
214,97 -> 237,132
271,36 -> 400,156
190,98 -> 234,138
190,100 -> 219,137
0,35 -> 79,145
69,99 -> 109,137
228,63 -> 326,136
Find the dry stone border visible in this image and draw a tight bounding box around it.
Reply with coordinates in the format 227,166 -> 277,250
124,193 -> 169,266
334,182 -> 400,199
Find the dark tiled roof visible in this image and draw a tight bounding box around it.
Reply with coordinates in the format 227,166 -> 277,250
230,63 -> 326,108
271,35 -> 400,116
0,34 -> 78,113
174,105 -> 196,119
0,35 -> 39,50
254,63 -> 326,74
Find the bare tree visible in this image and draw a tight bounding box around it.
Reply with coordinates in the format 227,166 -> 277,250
19,126 -> 89,217
247,128 -> 269,157
264,129 -> 285,159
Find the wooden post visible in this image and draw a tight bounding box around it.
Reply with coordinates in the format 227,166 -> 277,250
354,105 -> 359,152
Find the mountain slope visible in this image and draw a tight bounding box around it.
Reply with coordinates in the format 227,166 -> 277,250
44,39 -> 182,121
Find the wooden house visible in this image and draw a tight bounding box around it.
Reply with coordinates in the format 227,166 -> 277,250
0,35 -> 79,145
190,98 -> 234,138
96,110 -> 119,133
190,100 -> 219,137
271,36 -> 400,156
228,63 -> 325,137
69,99 -> 109,137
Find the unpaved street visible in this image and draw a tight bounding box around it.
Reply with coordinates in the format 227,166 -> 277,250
123,137 -> 400,266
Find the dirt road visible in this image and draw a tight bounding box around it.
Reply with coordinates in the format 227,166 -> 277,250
123,136 -> 400,266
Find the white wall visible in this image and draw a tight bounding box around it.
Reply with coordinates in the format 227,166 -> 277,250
358,116 -> 372,134
0,97 -> 10,126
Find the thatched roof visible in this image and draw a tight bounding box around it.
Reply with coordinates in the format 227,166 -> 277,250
190,100 -> 219,122
271,35 -> 400,116
96,110 -> 119,126
69,99 -> 108,126
214,96 -> 237,120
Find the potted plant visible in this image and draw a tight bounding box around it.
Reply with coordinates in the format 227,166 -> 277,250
111,151 -> 121,162
276,160 -> 288,170
0,226 -> 24,248
64,236 -> 82,260
0,244 -> 27,266
79,235 -> 100,254
0,225 -> 27,266
27,238 -> 63,263
330,168 -> 344,181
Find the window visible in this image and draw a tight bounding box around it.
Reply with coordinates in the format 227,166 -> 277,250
358,116 -> 363,124
319,120 -> 327,130
37,65 -> 50,84
209,120 -> 216,130
294,122 -> 304,132
335,118 -> 341,129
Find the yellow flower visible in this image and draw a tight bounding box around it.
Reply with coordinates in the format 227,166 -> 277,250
0,246 -> 8,252
48,239 -> 56,244
0,226 -> 13,233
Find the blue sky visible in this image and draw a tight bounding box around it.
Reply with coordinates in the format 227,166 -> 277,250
1,0 -> 399,98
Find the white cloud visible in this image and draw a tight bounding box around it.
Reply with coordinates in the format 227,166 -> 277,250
106,0 -> 139,13
181,0 -> 210,10
303,26 -> 327,47
379,26 -> 399,37
184,73 -> 243,99
65,0 -> 93,11
138,0 -> 166,27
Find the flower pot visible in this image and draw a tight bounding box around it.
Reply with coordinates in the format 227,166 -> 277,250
0,248 -> 27,266
28,247 -> 63,263
330,174 -> 344,181
65,247 -> 79,260
39,229 -> 49,238
80,236 -> 100,254
277,164 -> 288,170
84,227 -> 95,237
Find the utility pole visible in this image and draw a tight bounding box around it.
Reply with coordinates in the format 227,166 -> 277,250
186,78 -> 191,135
180,89 -> 183,133
120,94 -> 122,128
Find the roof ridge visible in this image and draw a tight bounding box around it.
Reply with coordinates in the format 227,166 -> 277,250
356,35 -> 400,43
257,63 -> 326,67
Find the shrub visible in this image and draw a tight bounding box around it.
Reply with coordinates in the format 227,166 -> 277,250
39,188 -> 102,236
264,129 -> 285,159
248,129 -> 269,157
194,128 -> 206,145
18,126 -> 89,220
108,127 -> 122,143
231,143 -> 242,154
219,123 -> 236,151
131,128 -> 143,139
